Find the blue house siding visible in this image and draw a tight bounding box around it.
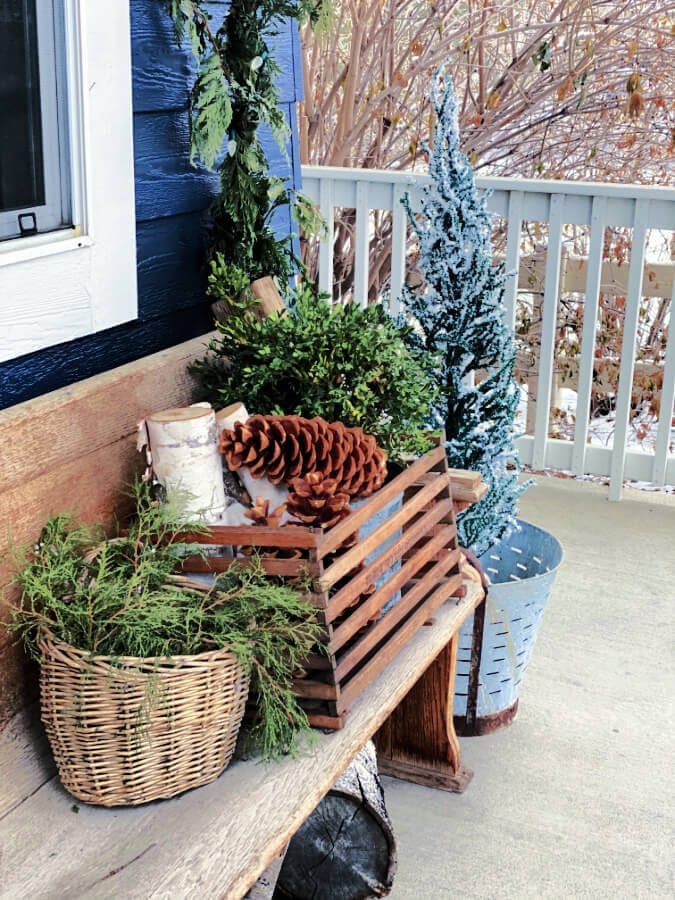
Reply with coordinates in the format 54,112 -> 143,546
0,2 -> 302,409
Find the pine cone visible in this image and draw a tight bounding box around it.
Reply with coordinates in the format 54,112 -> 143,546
287,473 -> 352,529
327,423 -> 387,497
244,497 -> 286,528
219,414 -> 387,498
240,496 -> 303,560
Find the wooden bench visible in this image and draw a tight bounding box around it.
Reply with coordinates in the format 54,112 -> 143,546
0,338 -> 483,898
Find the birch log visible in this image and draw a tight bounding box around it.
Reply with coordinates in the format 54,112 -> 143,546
143,405 -> 226,521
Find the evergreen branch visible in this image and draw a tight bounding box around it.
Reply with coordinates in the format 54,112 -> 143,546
5,483 -> 321,759
164,0 -> 332,287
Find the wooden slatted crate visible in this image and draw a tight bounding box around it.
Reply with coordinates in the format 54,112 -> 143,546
179,444 -> 462,728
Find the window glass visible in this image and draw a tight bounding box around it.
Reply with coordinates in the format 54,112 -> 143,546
0,0 -> 69,240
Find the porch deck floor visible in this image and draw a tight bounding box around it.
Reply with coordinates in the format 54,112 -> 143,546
384,475 -> 675,899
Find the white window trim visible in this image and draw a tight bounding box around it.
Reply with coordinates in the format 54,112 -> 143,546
0,0 -> 137,364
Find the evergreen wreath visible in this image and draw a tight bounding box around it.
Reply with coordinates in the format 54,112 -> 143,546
165,1 -> 329,289
401,70 -> 530,556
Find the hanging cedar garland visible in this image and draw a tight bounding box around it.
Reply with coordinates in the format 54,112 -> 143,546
165,0 -> 330,291
218,414 -> 388,498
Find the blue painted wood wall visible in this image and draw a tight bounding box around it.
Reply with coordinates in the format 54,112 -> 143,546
0,2 -> 303,409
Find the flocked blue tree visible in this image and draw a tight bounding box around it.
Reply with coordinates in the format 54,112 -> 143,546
401,72 -> 528,556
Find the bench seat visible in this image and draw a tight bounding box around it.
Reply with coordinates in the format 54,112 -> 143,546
0,584 -> 480,899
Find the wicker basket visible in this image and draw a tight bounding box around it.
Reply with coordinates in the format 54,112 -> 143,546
37,630 -> 250,806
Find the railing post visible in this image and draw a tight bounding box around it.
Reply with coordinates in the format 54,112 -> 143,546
572,195 -> 607,476
318,177 -> 335,297
503,190 -> 523,331
651,279 -> 675,486
389,183 -> 408,315
354,180 -> 370,307
532,193 -> 565,471
609,199 -> 650,501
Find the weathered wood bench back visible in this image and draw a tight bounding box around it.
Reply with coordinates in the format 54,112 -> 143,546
0,337 -> 482,899
0,336 -> 206,732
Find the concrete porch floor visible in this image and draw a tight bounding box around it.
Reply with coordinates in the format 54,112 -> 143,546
384,475 -> 675,899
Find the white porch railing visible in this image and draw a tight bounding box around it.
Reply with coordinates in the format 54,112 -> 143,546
301,165 -> 675,500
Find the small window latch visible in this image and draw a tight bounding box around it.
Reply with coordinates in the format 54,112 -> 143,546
18,213 -> 38,236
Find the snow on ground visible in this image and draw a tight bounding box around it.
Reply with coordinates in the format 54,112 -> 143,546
515,385 -> 675,494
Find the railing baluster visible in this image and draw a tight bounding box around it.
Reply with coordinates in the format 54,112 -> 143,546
609,199 -> 650,500
532,193 -> 565,470
389,183 -> 407,315
318,177 -> 334,297
651,279 -> 675,485
354,180 -> 370,307
503,190 -> 523,331
572,195 -> 607,476
301,166 -> 675,496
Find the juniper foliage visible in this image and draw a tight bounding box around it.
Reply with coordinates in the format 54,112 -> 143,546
7,483 -> 322,759
401,73 -> 528,555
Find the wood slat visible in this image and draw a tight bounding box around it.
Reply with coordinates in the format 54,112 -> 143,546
334,550 -> 461,684
291,680 -> 339,701
446,468 -> 481,489
319,445 -> 446,556
329,527 -> 455,652
324,498 -> 454,623
337,570 -> 465,714
320,474 -> 450,586
179,556 -> 323,580
180,525 -> 322,551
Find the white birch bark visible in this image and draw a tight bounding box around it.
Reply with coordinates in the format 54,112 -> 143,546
141,405 -> 226,521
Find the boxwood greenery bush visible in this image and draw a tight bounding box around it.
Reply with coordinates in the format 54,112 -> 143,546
191,286 -> 440,462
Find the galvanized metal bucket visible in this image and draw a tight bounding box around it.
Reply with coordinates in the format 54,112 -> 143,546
453,520 -> 563,734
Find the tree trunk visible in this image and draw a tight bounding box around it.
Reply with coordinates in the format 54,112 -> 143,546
274,741 -> 397,900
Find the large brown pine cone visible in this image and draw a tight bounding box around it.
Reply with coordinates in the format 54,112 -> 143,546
218,414 -> 387,498
287,473 -> 351,529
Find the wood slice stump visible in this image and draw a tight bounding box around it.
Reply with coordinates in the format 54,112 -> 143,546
274,741 -> 397,900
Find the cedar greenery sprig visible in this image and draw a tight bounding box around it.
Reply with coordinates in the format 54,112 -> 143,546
6,482 -> 322,759
165,0 -> 330,289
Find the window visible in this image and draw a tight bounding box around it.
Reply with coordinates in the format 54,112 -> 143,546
0,0 -> 70,241
0,0 -> 137,365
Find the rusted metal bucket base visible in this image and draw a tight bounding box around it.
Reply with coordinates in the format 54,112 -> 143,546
453,700 -> 519,736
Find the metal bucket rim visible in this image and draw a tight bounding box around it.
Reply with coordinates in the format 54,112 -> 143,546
478,519 -> 564,586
